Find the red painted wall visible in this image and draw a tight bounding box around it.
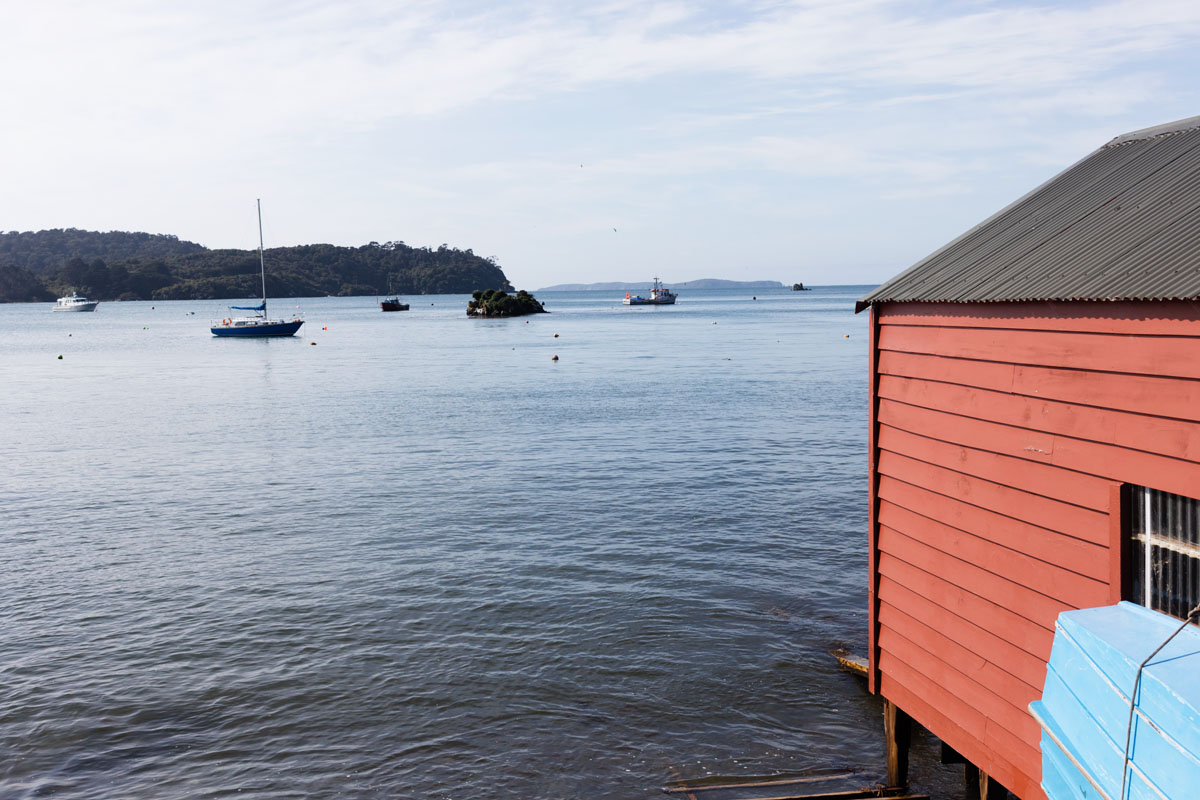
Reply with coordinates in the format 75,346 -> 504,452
866,300 -> 1200,800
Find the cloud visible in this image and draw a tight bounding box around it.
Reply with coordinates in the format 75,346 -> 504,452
9,1 -> 1200,131
2,0 -> 1200,285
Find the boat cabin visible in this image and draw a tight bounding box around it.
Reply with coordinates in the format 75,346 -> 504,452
856,115 -> 1200,799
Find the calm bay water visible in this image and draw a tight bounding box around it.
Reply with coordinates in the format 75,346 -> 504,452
1,287 -> 957,798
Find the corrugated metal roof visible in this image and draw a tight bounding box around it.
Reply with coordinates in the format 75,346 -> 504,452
856,115 -> 1200,312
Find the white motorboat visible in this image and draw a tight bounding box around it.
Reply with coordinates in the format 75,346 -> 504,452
53,292 -> 98,312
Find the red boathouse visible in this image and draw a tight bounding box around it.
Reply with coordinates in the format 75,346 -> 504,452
856,116 -> 1200,799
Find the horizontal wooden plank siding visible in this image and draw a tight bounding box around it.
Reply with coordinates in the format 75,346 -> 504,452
879,501 -> 1108,607
878,552 -> 1055,660
875,299 -> 1200,334
878,424 -> 1112,509
868,301 -> 1200,800
877,398 -> 1200,499
878,477 -> 1109,574
878,350 -> 1200,423
879,321 -> 1200,379
878,449 -> 1110,543
878,373 -> 1200,461
878,577 -> 1048,690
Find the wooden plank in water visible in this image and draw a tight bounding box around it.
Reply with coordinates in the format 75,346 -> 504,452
709,793 -> 928,800
663,773 -> 858,793
666,788 -> 928,800
831,649 -> 869,678
662,772 -> 929,799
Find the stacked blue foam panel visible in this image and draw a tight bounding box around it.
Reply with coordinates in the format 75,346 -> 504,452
1030,602 -> 1200,800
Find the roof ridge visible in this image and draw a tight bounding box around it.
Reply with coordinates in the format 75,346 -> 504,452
1105,114 -> 1200,148
856,114 -> 1200,311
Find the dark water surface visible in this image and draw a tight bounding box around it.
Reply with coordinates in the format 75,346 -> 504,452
1,287 -> 958,798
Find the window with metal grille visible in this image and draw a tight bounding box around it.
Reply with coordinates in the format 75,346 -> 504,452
1130,485 -> 1200,622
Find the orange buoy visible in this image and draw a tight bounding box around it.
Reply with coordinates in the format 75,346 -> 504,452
551,355 -> 559,361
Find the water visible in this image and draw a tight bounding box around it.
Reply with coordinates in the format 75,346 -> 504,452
0,287 -> 957,798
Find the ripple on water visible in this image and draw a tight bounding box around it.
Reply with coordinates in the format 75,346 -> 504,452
0,289 -> 959,799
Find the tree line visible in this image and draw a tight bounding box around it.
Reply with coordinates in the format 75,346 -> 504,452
0,229 -> 511,302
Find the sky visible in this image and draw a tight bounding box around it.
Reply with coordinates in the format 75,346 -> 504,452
3,0 -> 1200,290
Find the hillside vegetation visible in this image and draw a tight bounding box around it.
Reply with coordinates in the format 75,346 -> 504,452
0,228 -> 510,302
466,289 -> 547,317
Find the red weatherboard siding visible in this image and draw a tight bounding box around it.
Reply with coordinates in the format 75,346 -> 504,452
867,300 -> 1200,800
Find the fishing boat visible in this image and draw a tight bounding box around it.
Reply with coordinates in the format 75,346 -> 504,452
380,285 -> 409,312
1030,602 -> 1200,800
211,200 -> 304,337
53,292 -> 98,312
623,277 -> 677,305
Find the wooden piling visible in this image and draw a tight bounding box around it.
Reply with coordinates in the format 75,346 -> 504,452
883,700 -> 912,790
964,763 -> 1009,800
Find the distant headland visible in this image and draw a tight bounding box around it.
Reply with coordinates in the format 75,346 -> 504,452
0,228 -> 509,303
538,279 -> 787,291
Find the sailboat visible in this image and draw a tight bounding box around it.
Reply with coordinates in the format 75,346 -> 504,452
210,199 -> 304,337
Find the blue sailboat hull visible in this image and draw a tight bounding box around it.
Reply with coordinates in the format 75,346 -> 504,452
211,320 -> 304,337
1030,602 -> 1200,800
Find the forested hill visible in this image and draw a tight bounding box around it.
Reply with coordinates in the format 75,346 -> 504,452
0,228 -> 511,302
0,229 -> 207,271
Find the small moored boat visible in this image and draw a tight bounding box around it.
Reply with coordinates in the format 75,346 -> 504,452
380,296 -> 409,312
53,292 -> 98,312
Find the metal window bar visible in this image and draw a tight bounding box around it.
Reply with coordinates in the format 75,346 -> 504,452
1130,486 -> 1200,622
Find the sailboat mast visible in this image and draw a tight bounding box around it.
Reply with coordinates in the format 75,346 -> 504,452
257,198 -> 267,315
